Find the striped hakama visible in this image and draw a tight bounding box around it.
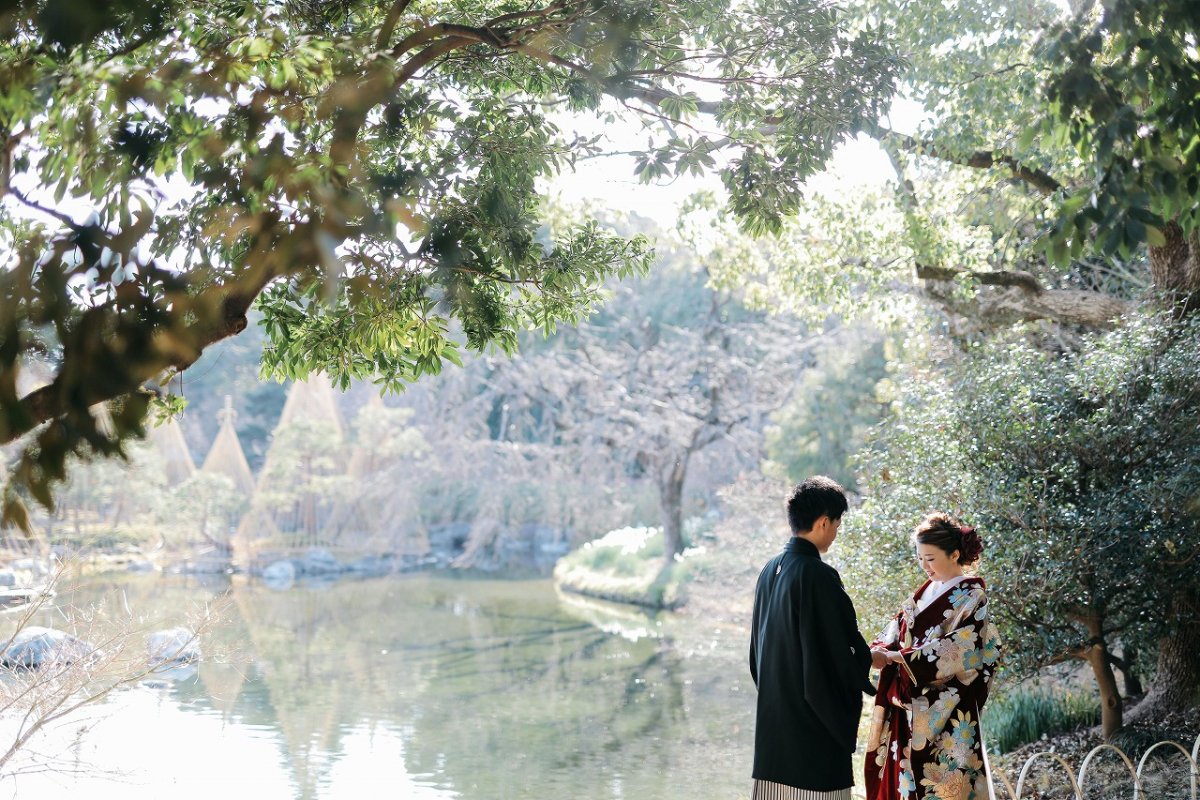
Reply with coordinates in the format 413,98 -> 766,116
751,779 -> 852,800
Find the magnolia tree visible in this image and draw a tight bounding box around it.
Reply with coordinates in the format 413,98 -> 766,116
0,0 -> 898,528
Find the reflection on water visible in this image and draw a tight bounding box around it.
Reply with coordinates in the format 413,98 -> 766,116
2,574 -> 754,800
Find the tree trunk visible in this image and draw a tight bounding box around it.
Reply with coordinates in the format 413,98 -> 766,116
1088,647 -> 1124,738
1127,587 -> 1200,723
658,454 -> 688,563
1114,227 -> 1200,720
1118,645 -> 1144,697
1149,221 -> 1200,315
1083,616 -> 1124,738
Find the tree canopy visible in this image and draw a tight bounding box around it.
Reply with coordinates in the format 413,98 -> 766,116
0,0 -> 898,528
710,0 -> 1200,332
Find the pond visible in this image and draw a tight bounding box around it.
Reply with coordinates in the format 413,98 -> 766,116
1,573 -> 758,800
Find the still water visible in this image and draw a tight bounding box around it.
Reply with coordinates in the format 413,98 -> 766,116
3,573 -> 756,800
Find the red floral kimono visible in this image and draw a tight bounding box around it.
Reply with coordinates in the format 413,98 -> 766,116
865,577 -> 1001,800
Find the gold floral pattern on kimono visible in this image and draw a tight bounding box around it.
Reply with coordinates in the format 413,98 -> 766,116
864,577 -> 1001,800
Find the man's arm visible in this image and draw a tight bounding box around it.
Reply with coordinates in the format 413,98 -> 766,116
831,572 -> 874,694
800,566 -> 874,751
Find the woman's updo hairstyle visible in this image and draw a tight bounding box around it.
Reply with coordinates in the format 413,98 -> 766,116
913,512 -> 983,566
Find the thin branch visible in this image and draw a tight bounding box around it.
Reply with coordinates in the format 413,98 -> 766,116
95,29 -> 161,62
880,127 -> 1063,196
6,187 -> 78,230
484,1 -> 571,29
395,35 -> 478,84
617,97 -> 703,137
389,16 -> 730,146
392,22 -> 504,59
599,78 -> 722,116
959,62 -> 1032,85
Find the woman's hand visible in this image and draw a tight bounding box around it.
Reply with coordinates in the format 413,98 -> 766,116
885,650 -> 906,664
870,648 -> 890,669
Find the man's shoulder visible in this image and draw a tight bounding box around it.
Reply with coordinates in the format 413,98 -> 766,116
754,552 -> 784,583
804,558 -> 847,590
754,545 -> 845,586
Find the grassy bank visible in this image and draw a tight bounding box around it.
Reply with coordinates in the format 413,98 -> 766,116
553,526 -> 699,610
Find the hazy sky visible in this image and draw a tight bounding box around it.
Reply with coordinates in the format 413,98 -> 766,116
546,97 -> 925,226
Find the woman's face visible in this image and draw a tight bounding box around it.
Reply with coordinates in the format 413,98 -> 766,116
915,542 -> 962,583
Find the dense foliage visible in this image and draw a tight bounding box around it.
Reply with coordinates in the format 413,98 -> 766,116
762,330 -> 888,491
0,0 -> 898,529
842,311 -> 1200,734
1042,0 -> 1200,267
711,0 -> 1200,331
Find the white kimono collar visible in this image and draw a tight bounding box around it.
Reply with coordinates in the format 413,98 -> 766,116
915,573 -> 968,613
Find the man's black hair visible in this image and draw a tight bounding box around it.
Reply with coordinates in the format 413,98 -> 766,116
786,476 -> 848,534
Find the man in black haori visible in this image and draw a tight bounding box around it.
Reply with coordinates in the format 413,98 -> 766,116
749,476 -> 883,800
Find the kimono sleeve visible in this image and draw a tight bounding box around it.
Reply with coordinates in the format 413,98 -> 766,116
749,558 -> 774,688
901,585 -> 999,688
801,566 -> 874,752
749,570 -> 762,687
871,613 -> 902,650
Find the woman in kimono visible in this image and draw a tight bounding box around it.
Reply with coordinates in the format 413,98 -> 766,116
866,513 -> 1001,800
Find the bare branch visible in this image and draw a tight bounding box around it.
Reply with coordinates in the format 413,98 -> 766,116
6,187 -> 79,230
880,131 -> 1125,329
